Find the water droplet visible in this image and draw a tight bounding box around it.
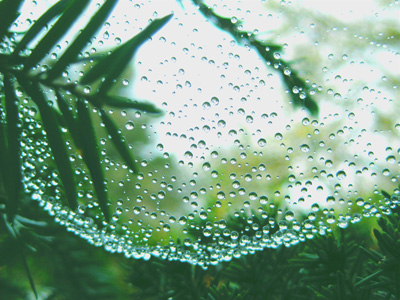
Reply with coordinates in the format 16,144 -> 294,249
83,86 -> 91,94
211,97 -> 219,105
283,67 -> 291,75
184,151 -> 193,159
300,144 -> 310,152
218,120 -> 226,128
386,155 -> 396,164
202,102 -> 211,109
285,211 -> 294,221
336,170 -> 346,180
257,138 -> 267,147
125,121 -> 134,130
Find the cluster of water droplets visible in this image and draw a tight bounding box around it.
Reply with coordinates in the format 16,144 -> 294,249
12,0 -> 400,267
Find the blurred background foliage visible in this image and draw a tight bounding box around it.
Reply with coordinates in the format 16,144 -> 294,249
1,0 -> 399,299
1,196 -> 400,299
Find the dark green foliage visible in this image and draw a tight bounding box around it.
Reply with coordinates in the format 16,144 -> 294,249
0,1 -> 172,298
357,204 -> 400,299
0,200 -> 127,300
126,258 -> 221,300
290,231 -> 371,299
122,208 -> 399,300
0,0 -> 171,223
222,246 -> 308,300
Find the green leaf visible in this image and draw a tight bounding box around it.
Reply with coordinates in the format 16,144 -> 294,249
12,0 -> 69,56
3,74 -> 22,221
0,0 -> 23,41
80,13 -> 173,92
76,99 -> 110,222
100,109 -> 138,173
23,0 -> 91,70
93,95 -> 162,113
47,0 -> 118,79
19,81 -> 78,209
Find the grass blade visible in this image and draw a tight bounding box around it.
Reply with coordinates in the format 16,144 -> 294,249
76,99 -> 110,222
80,13 -> 173,89
0,0 -> 23,41
24,0 -> 91,70
19,81 -> 77,209
47,0 -> 118,79
100,109 -> 138,173
3,74 -> 22,221
94,95 -> 162,113
12,0 -> 69,56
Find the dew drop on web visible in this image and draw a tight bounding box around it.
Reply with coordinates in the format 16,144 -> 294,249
14,0 -> 400,267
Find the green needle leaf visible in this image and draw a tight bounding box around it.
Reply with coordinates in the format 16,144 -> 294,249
12,0 -> 69,56
281,70 -> 319,116
24,0 -> 91,71
6,223 -> 39,300
100,109 -> 138,173
19,81 -> 78,209
381,190 -> 391,199
0,106 -> 8,196
3,74 -> 22,221
76,98 -> 110,222
47,0 -> 118,79
355,270 -> 384,287
0,0 -> 23,41
252,40 -> 319,116
20,245 -> 38,300
93,95 -> 162,113
54,90 -> 82,151
80,13 -> 173,90
192,1 -> 319,116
